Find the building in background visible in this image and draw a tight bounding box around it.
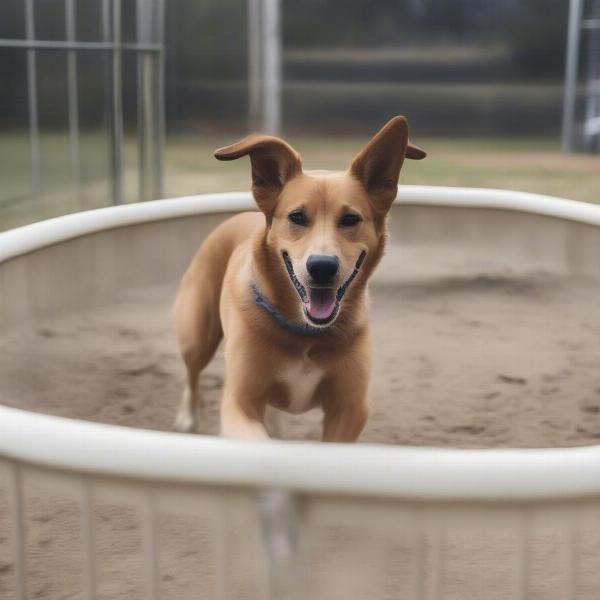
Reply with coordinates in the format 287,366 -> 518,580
166,0 -> 569,137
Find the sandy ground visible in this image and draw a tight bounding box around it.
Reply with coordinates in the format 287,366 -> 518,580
1,245 -> 600,447
2,244 -> 600,598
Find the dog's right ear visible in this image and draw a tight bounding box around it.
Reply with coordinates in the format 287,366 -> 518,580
214,135 -> 302,218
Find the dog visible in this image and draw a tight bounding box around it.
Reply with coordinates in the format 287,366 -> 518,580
173,116 -> 426,441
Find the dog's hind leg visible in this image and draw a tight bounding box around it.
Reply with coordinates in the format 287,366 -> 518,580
173,280 -> 223,433
265,405 -> 283,439
173,212 -> 263,433
174,379 -> 198,433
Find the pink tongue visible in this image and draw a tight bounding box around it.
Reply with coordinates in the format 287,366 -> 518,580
307,288 -> 336,320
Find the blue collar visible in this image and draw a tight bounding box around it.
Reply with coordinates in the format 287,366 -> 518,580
251,283 -> 326,336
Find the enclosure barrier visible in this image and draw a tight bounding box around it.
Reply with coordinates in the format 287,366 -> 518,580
0,0 -> 165,208
2,186 -> 600,599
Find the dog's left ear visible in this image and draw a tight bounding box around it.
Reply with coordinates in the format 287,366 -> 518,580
350,116 -> 426,214
214,134 -> 302,218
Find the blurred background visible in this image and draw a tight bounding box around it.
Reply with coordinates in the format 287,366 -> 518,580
0,0 -> 599,231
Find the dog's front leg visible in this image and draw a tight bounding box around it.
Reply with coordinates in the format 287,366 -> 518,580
321,363 -> 369,442
220,384 -> 269,440
322,401 -> 368,443
218,320 -> 270,439
221,400 -> 269,440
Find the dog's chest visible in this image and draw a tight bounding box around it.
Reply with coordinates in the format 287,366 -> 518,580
276,355 -> 324,414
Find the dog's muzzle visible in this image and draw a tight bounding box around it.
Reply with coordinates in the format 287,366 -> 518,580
282,250 -> 367,326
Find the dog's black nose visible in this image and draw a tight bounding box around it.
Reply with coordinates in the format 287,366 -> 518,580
307,254 -> 339,285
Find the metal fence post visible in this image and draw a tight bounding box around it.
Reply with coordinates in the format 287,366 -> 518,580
562,0 -> 584,153
65,0 -> 81,202
155,0 -> 166,200
262,0 -> 282,135
583,0 -> 600,151
248,0 -> 263,131
137,0 -> 164,202
107,0 -> 124,205
24,0 -> 40,201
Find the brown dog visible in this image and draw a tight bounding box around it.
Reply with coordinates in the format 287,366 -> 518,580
173,116 -> 425,441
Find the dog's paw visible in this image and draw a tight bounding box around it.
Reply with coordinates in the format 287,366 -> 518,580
173,408 -> 196,433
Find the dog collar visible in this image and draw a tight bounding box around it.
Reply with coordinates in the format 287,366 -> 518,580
250,283 -> 326,337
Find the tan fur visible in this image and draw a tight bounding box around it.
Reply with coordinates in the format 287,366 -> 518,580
173,116 -> 425,441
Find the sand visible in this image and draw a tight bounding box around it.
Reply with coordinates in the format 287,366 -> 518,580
1,244 -> 600,447
1,244 -> 600,598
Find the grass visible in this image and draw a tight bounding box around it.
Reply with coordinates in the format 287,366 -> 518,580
164,133 -> 600,204
1,131 -> 598,231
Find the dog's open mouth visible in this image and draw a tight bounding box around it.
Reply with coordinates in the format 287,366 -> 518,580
282,251 -> 366,326
306,288 -> 337,323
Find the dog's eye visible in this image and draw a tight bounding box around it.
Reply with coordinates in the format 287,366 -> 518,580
288,210 -> 308,227
339,213 -> 362,227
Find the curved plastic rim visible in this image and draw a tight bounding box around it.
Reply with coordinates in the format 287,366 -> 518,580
3,185 -> 600,264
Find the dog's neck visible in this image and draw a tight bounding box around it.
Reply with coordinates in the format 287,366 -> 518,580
250,282 -> 326,337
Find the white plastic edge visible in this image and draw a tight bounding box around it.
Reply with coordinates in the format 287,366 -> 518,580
0,192 -> 254,264
1,405 -> 600,501
2,185 -> 600,264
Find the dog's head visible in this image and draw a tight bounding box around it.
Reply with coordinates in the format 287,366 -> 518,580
215,116 -> 426,328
